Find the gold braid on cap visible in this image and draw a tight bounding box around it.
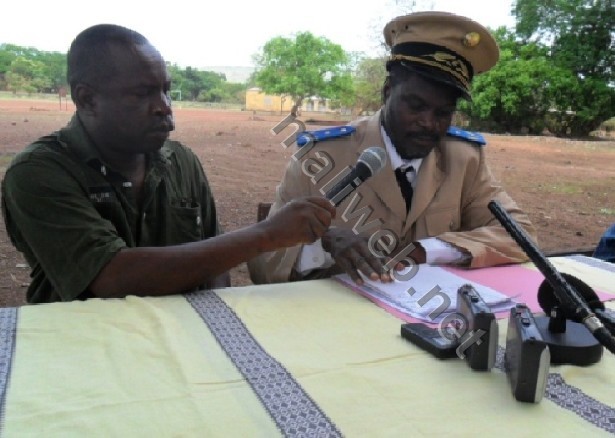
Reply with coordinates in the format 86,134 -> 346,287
389,52 -> 470,91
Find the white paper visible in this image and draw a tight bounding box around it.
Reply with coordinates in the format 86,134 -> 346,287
336,265 -> 516,323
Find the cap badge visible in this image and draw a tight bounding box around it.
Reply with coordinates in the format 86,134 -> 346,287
463,32 -> 481,47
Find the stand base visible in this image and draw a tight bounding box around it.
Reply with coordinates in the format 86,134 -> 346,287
534,317 -> 603,366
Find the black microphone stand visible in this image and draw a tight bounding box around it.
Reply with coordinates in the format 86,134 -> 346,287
488,200 -> 615,360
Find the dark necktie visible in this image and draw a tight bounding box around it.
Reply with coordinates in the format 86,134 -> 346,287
395,167 -> 414,213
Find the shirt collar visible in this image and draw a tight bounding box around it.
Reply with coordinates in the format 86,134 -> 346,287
380,125 -> 422,174
57,114 -> 173,172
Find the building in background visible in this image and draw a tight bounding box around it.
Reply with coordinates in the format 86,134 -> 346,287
245,88 -> 335,114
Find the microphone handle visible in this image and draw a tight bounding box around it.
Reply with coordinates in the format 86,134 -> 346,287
325,162 -> 371,207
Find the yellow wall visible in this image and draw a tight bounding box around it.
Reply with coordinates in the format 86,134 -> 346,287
245,88 -> 295,112
245,88 -> 334,113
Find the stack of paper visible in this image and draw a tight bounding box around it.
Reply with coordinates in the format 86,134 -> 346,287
336,265 -> 517,324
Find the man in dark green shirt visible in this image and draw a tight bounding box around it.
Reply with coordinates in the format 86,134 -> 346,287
1,24 -> 334,304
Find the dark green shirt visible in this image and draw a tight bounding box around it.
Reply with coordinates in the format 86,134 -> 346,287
1,115 -> 221,304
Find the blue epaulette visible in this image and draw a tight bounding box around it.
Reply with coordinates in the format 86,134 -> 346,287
446,126 -> 486,146
296,125 -> 356,147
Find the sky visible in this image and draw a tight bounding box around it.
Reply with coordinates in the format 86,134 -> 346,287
1,0 -> 515,69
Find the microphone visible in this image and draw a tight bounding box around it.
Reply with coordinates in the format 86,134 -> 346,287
488,200 -> 615,357
325,146 -> 387,206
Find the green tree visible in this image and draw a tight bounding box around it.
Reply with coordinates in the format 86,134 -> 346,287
253,32 -> 353,110
0,44 -> 18,87
168,64 -> 227,102
221,82 -> 248,104
459,27 -> 556,134
5,56 -> 51,94
37,51 -> 67,92
511,0 -> 615,136
0,44 -> 66,92
351,57 -> 387,115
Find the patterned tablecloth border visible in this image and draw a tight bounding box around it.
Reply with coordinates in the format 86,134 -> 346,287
0,308 -> 18,435
185,290 -> 342,438
495,347 -> 615,434
568,255 -> 615,274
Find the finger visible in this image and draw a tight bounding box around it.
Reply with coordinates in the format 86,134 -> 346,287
290,198 -> 334,229
359,251 -> 391,282
336,256 -> 363,285
305,196 -> 337,218
315,206 -> 334,229
342,247 -> 382,283
347,241 -> 390,282
306,216 -> 327,242
351,252 -> 379,281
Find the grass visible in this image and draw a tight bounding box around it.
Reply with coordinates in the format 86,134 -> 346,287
0,154 -> 14,166
537,183 -> 585,194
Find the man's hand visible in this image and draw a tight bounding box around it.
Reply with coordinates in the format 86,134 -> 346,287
260,197 -> 336,249
321,228 -> 391,284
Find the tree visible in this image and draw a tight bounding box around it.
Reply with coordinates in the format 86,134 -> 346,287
37,51 -> 66,93
5,56 -> 51,94
168,64 -> 227,102
253,32 -> 353,111
514,0 -> 614,80
459,27 -> 556,134
511,0 -> 615,136
351,57 -> 387,115
0,44 -> 18,87
0,44 -> 66,93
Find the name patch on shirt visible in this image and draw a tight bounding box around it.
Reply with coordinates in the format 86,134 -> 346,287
88,186 -> 116,203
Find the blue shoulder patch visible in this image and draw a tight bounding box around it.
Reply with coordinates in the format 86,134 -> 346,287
446,126 -> 486,146
296,125 -> 356,147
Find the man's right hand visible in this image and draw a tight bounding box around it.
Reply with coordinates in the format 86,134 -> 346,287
261,197 -> 335,249
321,228 -> 391,284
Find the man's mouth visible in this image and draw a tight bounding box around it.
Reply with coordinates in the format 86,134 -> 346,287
152,123 -> 174,133
409,134 -> 439,144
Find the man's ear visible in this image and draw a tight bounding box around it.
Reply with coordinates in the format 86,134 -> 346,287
73,84 -> 97,115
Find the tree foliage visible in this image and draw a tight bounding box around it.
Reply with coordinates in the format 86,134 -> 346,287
253,32 -> 353,109
460,27 -> 554,134
167,64 -> 230,101
0,43 -> 245,103
351,57 -> 387,115
0,44 -> 65,93
508,0 -> 615,136
514,0 -> 614,81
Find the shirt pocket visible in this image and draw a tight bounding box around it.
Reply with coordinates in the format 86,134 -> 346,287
425,207 -> 460,236
166,201 -> 203,244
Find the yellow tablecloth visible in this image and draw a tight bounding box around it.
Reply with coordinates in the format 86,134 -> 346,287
2,256 -> 615,437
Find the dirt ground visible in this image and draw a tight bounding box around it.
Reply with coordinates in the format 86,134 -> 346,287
1,98 -> 614,307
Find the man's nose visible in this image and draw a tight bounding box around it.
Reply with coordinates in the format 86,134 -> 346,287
418,110 -> 438,131
153,91 -> 172,116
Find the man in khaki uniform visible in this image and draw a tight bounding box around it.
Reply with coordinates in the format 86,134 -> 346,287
249,11 -> 536,285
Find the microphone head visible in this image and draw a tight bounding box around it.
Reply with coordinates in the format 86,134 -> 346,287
358,146 -> 387,177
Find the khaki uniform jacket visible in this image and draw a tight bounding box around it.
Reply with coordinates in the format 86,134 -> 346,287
248,110 -> 536,284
